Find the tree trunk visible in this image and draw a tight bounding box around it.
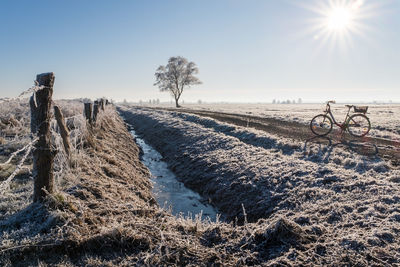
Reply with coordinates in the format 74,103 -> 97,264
30,72 -> 55,202
175,97 -> 181,108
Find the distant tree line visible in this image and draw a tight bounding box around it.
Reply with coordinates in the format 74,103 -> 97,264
272,98 -> 302,104
137,99 -> 160,105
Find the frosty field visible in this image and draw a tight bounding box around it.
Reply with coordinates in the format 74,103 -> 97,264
120,105 -> 400,265
1,98 -> 400,266
155,103 -> 400,141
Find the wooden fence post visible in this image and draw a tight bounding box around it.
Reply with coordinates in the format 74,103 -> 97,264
93,101 -> 99,122
84,103 -> 93,124
54,106 -> 71,158
100,99 -> 105,111
30,72 -> 55,202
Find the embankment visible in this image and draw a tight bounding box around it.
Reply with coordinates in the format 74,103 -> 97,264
2,105 -> 399,266
1,106 -> 325,266
119,106 -> 400,266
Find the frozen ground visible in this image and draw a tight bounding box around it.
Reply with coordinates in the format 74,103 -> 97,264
120,106 -> 400,265
2,96 -> 400,265
138,103 -> 400,141
5,101 -> 376,266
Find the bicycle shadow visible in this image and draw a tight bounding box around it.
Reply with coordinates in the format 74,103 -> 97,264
303,135 -> 379,163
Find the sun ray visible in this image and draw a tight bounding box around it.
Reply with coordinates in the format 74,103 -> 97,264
293,0 -> 389,52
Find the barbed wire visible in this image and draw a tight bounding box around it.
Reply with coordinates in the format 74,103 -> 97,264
0,137 -> 38,166
0,85 -> 90,196
0,85 -> 41,194
0,138 -> 36,194
0,83 -> 43,104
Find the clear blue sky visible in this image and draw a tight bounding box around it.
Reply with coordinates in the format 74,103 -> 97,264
0,0 -> 399,102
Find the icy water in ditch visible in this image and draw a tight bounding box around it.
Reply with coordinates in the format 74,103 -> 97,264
130,130 -> 218,221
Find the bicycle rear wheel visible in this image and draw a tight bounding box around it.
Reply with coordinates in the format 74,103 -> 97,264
310,114 -> 333,136
347,114 -> 371,137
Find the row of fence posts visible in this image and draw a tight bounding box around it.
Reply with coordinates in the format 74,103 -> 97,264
84,98 -> 109,125
29,72 -> 110,201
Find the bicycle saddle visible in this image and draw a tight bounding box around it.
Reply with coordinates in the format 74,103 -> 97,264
345,105 -> 353,108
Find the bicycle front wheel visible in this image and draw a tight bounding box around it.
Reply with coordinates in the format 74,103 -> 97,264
310,114 -> 333,136
347,114 -> 371,137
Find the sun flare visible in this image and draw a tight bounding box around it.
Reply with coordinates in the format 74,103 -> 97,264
326,7 -> 353,31
301,0 -> 380,49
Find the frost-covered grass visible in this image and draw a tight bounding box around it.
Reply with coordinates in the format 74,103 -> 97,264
0,99 -> 31,144
0,98 -> 88,239
120,106 -> 400,265
139,103 -> 400,140
2,104 -> 333,266
2,97 -> 400,265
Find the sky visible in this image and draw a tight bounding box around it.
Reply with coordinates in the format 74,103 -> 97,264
0,0 -> 399,103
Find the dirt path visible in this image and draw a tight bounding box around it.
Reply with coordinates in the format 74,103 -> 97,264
145,106 -> 400,166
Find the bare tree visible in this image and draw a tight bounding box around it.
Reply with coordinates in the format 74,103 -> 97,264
154,56 -> 202,108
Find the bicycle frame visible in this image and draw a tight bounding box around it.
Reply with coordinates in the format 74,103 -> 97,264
324,103 -> 352,130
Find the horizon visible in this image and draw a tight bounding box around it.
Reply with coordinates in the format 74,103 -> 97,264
118,99 -> 400,104
1,0 -> 399,103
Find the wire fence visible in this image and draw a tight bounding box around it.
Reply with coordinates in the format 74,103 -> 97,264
0,87 -> 80,195
0,83 -> 44,104
1,80 -> 110,197
0,137 -> 36,193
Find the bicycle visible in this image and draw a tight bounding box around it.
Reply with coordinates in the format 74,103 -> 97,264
310,101 -> 371,137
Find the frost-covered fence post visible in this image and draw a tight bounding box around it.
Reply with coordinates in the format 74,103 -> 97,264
54,105 -> 71,158
100,99 -> 105,111
93,101 -> 99,123
30,72 -> 55,202
84,103 -> 93,125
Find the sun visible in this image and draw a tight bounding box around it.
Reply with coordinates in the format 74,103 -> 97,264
326,6 -> 354,31
299,0 -> 380,49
